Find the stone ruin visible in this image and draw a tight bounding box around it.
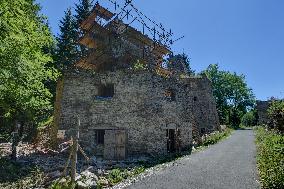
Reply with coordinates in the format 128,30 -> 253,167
53,3 -> 220,160
256,100 -> 270,125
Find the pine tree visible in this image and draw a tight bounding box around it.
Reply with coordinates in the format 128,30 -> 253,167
75,0 -> 94,28
74,0 -> 94,57
55,8 -> 79,70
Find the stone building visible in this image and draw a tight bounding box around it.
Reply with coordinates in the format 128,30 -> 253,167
256,100 -> 270,125
54,3 -> 220,160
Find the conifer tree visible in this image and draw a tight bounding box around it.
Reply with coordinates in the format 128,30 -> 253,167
74,0 -> 94,57
75,0 -> 94,28
55,8 -> 79,70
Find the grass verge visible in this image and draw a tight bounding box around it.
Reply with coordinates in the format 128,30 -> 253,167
254,126 -> 284,189
200,128 -> 233,147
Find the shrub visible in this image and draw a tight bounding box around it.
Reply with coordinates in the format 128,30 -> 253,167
108,169 -> 124,185
133,59 -> 147,70
255,127 -> 284,188
241,111 -> 257,127
131,166 -> 145,176
201,128 -> 232,146
267,100 -> 284,133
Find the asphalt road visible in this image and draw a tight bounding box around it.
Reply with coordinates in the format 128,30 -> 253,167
126,129 -> 260,189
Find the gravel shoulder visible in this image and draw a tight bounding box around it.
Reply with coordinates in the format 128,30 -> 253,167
123,129 -> 260,189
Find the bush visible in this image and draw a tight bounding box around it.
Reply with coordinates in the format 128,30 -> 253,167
241,111 -> 257,127
267,100 -> 284,133
107,169 -> 124,185
255,127 -> 284,188
201,128 -> 232,146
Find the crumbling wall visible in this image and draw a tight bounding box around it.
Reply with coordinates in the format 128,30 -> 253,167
256,100 -> 270,125
183,76 -> 220,134
58,70 -> 219,158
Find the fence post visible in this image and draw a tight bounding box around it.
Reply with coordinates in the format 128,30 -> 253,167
11,121 -> 20,161
71,116 -> 80,185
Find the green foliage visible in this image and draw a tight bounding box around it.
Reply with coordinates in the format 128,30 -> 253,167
0,0 -> 59,128
74,0 -> 94,58
267,100 -> 284,133
55,8 -> 79,70
168,53 -> 195,75
201,128 -> 233,146
55,0 -> 93,70
104,166 -> 146,186
203,64 -> 255,126
74,0 -> 94,27
131,166 -> 145,176
255,127 -> 284,189
38,116 -> 54,128
107,169 -> 125,185
0,158 -> 44,188
50,180 -> 73,189
241,111 -> 257,127
133,60 -> 147,70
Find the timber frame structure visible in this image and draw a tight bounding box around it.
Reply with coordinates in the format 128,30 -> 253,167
55,1 -> 220,160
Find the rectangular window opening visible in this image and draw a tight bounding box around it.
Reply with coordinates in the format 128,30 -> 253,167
96,130 -> 105,145
97,84 -> 114,99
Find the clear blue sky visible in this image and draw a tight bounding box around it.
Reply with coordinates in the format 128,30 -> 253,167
37,0 -> 284,100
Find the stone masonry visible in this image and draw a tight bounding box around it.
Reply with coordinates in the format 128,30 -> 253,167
54,3 -> 220,160
56,69 -> 219,159
256,100 -> 270,125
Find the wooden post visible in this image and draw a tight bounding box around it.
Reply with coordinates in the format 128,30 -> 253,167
11,121 -> 20,161
71,116 -> 80,185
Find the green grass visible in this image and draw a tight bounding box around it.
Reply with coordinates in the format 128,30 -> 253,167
106,166 -> 146,186
201,128 -> 233,146
254,126 -> 284,189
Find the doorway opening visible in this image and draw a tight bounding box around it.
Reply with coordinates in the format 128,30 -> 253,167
166,129 -> 176,153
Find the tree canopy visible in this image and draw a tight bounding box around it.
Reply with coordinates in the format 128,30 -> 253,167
168,53 -> 195,75
203,64 -> 255,126
74,0 -> 94,27
55,8 -> 79,70
0,0 -> 59,125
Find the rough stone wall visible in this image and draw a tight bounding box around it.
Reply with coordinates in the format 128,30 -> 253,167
58,70 -> 219,158
182,76 -> 220,134
256,100 -> 270,125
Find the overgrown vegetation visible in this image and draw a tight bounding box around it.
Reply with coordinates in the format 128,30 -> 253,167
203,64 -> 255,127
241,110 -> 258,127
167,53 -> 195,75
0,158 -> 45,189
201,128 -> 233,146
267,99 -> 284,133
106,166 -> 145,186
255,127 -> 284,189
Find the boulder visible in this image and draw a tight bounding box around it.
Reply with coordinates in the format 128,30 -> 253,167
77,180 -> 97,189
76,170 -> 98,189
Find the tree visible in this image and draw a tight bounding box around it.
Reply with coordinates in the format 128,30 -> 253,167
203,64 -> 255,126
168,53 -> 195,75
74,0 -> 94,58
0,0 -> 59,132
74,0 -> 94,28
55,8 -> 79,71
241,111 -> 257,127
